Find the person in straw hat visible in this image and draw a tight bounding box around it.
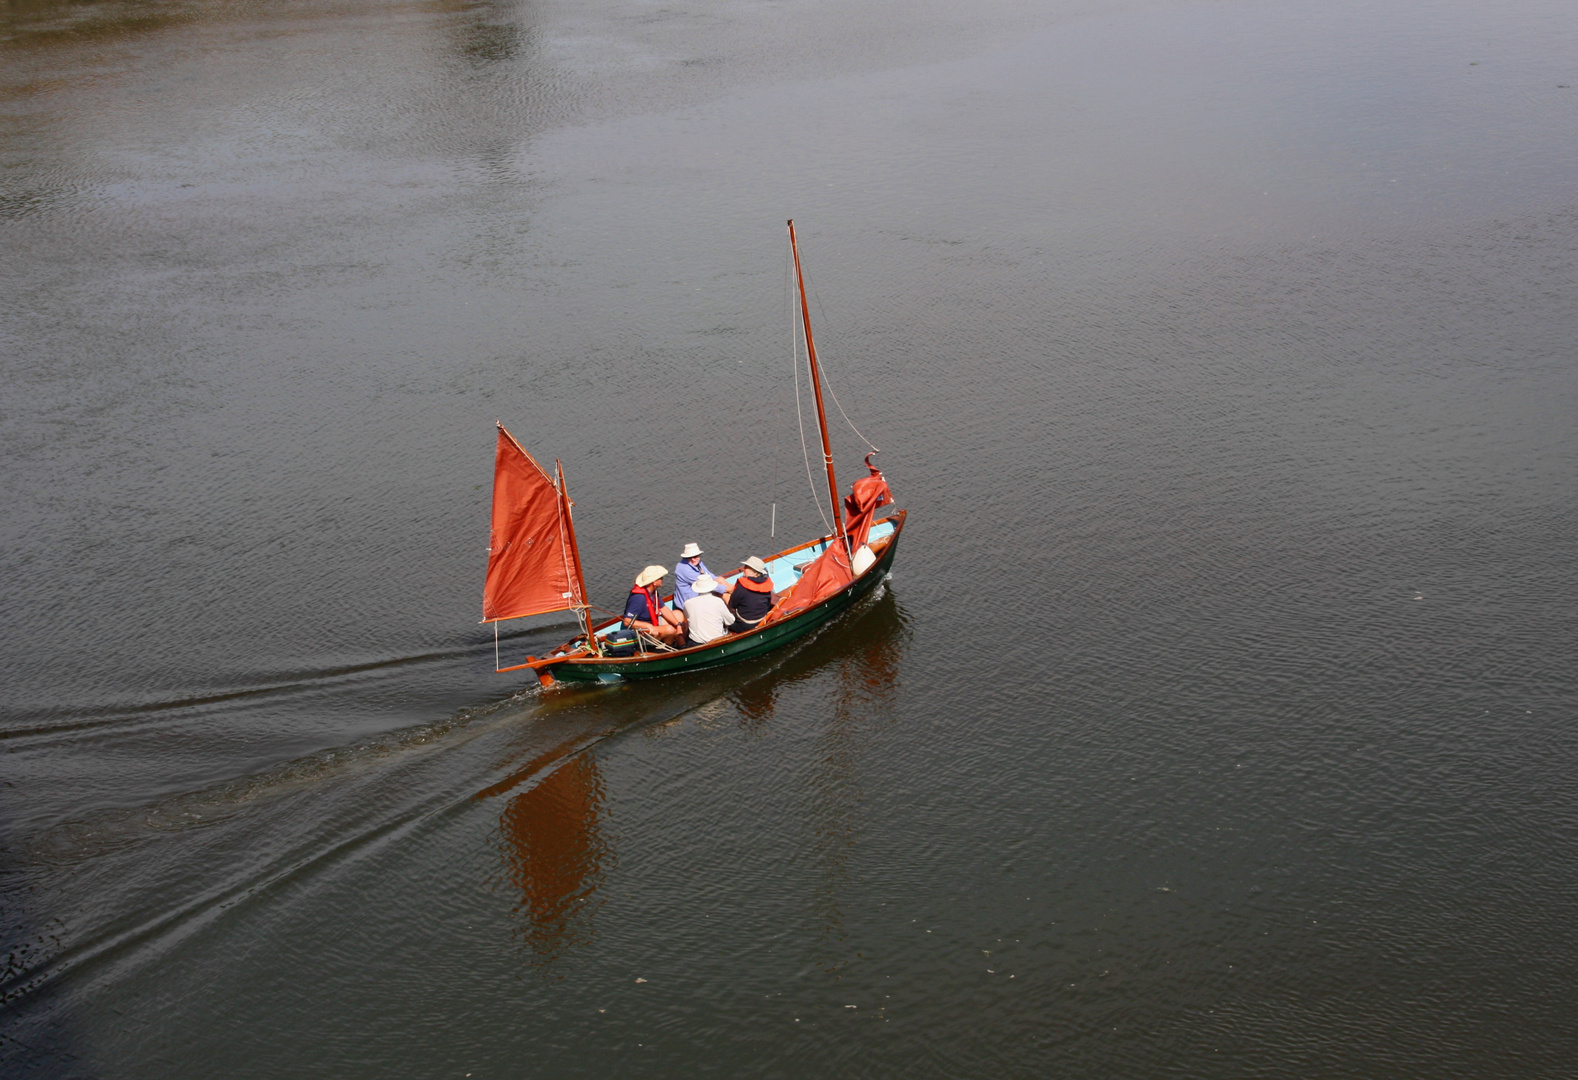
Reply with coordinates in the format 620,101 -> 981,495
673,542 -> 716,609
623,565 -> 685,647
682,574 -> 734,646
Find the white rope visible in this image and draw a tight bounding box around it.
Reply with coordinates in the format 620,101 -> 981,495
812,288 -> 880,453
773,249 -> 786,539
822,359 -> 879,453
790,242 -> 833,537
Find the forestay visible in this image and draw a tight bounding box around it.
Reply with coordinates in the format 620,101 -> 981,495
765,455 -> 893,622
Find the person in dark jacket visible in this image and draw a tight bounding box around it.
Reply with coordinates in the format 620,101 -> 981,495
725,556 -> 776,632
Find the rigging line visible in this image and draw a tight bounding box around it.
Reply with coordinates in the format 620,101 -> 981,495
795,304 -> 834,539
555,473 -> 576,609
810,286 -> 880,452
773,242 -> 789,539
791,240 -> 834,537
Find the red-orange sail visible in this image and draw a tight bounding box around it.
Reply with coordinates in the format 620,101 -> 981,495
766,540 -> 854,622
843,452 -> 892,550
483,426 -> 584,622
763,458 -> 892,622
765,222 -> 896,625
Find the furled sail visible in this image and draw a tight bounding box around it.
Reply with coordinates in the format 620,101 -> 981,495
767,540 -> 854,622
765,458 -> 893,623
482,426 -> 583,622
842,452 -> 892,550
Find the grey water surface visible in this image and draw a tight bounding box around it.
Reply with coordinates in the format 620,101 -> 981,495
3,0 -> 1577,1075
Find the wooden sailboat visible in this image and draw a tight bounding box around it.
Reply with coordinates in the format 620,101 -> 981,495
482,221 -> 907,688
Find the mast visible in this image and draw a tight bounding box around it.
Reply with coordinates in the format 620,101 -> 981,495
555,459 -> 597,649
787,219 -> 846,552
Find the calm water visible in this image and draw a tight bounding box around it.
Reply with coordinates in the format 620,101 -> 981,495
4,0 -> 1577,1075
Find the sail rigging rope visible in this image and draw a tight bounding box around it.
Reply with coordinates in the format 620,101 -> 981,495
773,248 -> 786,538
789,240 -> 834,538
811,288 -> 880,453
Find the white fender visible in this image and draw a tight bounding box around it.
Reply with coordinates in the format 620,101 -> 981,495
851,544 -> 877,576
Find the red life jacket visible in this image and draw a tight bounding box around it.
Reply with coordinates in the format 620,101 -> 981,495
627,583 -> 660,624
734,572 -> 772,593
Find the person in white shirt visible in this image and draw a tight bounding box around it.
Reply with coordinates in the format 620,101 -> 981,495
681,575 -> 734,646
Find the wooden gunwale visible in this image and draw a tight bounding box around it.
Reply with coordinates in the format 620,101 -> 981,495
497,225 -> 898,685
518,509 -> 905,681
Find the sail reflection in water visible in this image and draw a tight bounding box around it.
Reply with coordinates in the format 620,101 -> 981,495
489,591 -> 905,965
494,753 -> 610,964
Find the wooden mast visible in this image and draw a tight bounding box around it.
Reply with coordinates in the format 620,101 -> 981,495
555,459 -> 597,650
787,219 -> 846,553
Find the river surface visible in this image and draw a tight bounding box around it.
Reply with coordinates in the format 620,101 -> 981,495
3,0 -> 1577,1075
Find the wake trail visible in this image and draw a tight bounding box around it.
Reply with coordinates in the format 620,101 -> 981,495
1,678 -> 731,1014
0,626 -> 566,742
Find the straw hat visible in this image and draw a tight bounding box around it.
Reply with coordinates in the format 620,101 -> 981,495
679,543 -> 703,559
635,565 -> 667,587
692,576 -> 718,595
743,556 -> 768,575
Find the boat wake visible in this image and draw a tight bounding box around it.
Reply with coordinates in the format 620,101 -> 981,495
0,626 -> 564,744
0,587 -> 908,1056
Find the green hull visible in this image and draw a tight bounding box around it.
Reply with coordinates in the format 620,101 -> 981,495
545,513 -> 905,684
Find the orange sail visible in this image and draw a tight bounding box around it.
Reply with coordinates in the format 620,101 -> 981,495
843,452 -> 892,550
764,461 -> 892,622
765,222 -> 896,626
766,540 -> 854,622
482,426 -> 584,622
763,454 -> 894,623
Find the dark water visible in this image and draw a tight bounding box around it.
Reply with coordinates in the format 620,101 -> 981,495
4,0 -> 1578,1074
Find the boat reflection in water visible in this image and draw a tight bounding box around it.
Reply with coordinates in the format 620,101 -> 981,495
741,588 -> 912,966
494,751 -> 611,965
733,587 -> 910,730
489,588 -> 910,965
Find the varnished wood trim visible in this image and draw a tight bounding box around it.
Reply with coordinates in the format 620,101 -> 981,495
541,509 -> 907,670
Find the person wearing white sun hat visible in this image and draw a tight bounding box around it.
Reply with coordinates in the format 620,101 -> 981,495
673,542 -> 716,608
682,575 -> 735,646
623,565 -> 685,647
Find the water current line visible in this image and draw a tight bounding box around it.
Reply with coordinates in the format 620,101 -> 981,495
4,778 -> 465,1012
4,680 -> 767,1010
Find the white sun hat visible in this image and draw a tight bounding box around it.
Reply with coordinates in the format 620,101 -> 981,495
691,575 -> 718,595
679,543 -> 703,559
